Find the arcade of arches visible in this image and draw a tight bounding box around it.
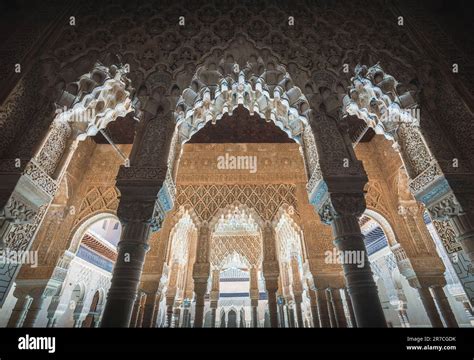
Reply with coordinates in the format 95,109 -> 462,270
0,1 -> 473,329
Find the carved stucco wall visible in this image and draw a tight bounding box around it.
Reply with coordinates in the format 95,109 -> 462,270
356,136 -> 473,303
14,142 -> 131,286
1,0 -> 473,324
2,0 -> 473,174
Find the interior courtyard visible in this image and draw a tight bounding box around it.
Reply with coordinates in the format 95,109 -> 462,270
0,0 -> 473,329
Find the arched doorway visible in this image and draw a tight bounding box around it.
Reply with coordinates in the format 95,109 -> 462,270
82,289 -> 105,328
227,309 -> 237,328
49,214 -> 121,327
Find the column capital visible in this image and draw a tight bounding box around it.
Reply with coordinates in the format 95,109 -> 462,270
319,193 -> 366,224
193,280 -> 208,297
117,197 -> 156,224
116,164 -> 166,191
249,289 -> 259,300
409,273 -> 447,289
398,200 -> 425,218
192,262 -> 210,280
262,261 -> 279,281
264,277 -> 279,291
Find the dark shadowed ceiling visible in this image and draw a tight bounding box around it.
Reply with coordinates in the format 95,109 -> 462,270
93,112 -> 137,144
188,105 -> 294,144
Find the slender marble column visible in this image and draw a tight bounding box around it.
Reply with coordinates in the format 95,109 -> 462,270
262,221 -> 280,328
326,289 -> 337,328
135,293 -> 146,328
181,307 -> 189,328
287,305 -> 296,328
101,220 -> 151,327
165,297 -> 174,328
294,294 -> 304,328
265,279 -> 279,328
308,290 -> 320,328
343,288 -> 357,327
332,213 -> 386,327
251,299 -> 259,328
277,299 -> 286,327
46,316 -> 55,328
418,287 -> 443,327
73,316 -> 84,328
431,286 -> 458,328
174,307 -> 181,328
7,295 -> 32,328
209,269 -> 220,328
22,293 -> 46,328
130,298 -> 140,328
192,224 -> 211,328
210,301 -> 218,328
315,289 -> 330,327
193,281 -> 207,328
284,302 -> 293,328
331,289 -> 347,328
398,309 -> 410,327
249,267 -> 259,328
141,294 -> 158,328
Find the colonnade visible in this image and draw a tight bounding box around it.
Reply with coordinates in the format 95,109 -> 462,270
1,61 -> 472,329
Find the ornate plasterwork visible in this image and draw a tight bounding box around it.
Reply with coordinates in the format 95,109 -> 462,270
261,221 -> 279,280
275,211 -> 303,264
27,1 -> 432,109
213,206 -> 259,236
318,192 -> 367,225
344,63 -> 419,142
55,63 -> 134,141
175,143 -> 307,185
344,63 -> 468,223
303,126 -> 321,192
211,234 -> 262,269
427,193 -> 463,221
73,187 -> 120,228
1,63 -> 134,229
0,193 -> 36,224
0,205 -> 48,304
432,220 -> 462,254
0,80 -> 27,156
23,159 -> 60,199
168,211 -> 195,265
195,223 -> 211,269
175,61 -> 311,145
175,184 -> 297,223
210,205 -> 262,269
408,161 -> 443,194
344,63 -> 435,180
151,171 -> 176,231
364,181 -> 392,223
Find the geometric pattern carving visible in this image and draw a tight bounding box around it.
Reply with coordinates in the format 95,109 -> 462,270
364,181 -> 391,222
432,220 -> 462,254
211,234 -> 262,269
175,184 -> 297,222
0,206 -> 48,304
275,211 -> 302,263
175,62 -> 310,145
73,186 -> 120,228
23,160 -> 59,198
